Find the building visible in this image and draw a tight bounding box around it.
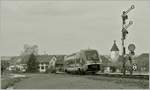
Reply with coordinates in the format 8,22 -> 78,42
49,55 -> 65,72
54,55 -> 65,71
3,54 -> 65,73
37,55 -> 54,72
110,40 -> 119,62
100,40 -> 121,73
8,56 -> 28,72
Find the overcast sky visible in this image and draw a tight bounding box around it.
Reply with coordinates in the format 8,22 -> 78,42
0,0 -> 149,56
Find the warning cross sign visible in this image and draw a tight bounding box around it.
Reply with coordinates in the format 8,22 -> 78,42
132,64 -> 137,71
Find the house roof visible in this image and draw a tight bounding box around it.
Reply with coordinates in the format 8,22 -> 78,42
21,54 -> 65,64
7,54 -> 66,65
9,55 -> 53,64
55,55 -> 65,64
110,40 -> 119,51
36,55 -> 54,63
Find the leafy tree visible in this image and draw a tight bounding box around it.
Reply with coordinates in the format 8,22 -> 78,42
27,53 -> 39,73
1,60 -> 9,74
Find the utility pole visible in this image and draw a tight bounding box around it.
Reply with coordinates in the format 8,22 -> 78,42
121,5 -> 135,76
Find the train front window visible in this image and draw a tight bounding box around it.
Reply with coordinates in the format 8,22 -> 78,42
85,51 -> 99,60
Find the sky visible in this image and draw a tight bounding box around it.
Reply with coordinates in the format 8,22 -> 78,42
0,0 -> 149,56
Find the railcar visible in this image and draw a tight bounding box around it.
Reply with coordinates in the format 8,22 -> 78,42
64,49 -> 101,74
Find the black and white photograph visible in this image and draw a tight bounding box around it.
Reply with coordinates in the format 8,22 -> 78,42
0,0 -> 149,89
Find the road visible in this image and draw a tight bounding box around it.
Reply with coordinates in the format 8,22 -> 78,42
13,73 -> 149,89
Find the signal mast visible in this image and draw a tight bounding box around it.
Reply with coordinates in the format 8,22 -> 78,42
121,5 -> 135,76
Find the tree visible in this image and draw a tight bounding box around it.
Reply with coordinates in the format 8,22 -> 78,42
1,60 -> 9,74
27,53 -> 39,73
20,44 -> 38,56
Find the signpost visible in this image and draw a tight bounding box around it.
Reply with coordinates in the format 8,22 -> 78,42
128,44 -> 136,75
132,64 -> 137,71
128,44 -> 136,55
128,44 -> 136,51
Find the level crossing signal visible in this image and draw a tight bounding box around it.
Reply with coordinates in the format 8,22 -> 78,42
132,64 -> 137,71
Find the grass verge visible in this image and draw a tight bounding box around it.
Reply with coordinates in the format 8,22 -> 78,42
1,76 -> 28,89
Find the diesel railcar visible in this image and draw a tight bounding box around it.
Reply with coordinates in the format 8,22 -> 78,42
64,49 -> 101,74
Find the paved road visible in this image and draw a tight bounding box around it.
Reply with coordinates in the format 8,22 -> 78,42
13,73 -> 149,89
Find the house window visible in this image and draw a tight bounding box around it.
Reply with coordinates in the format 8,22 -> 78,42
41,66 -> 44,69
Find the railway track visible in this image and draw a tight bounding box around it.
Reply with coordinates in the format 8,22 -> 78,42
57,72 -> 149,80
95,73 -> 149,80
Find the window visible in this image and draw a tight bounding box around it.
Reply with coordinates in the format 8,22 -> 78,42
41,66 -> 44,69
85,51 -> 99,60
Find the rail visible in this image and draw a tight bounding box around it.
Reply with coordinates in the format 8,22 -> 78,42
95,73 -> 149,80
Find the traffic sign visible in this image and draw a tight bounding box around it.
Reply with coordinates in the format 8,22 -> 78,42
132,64 -> 137,71
128,44 -> 136,51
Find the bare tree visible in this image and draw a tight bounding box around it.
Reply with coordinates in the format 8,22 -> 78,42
21,44 -> 38,56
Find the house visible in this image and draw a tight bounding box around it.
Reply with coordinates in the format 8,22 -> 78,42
101,40 -> 121,73
36,55 -> 65,73
110,40 -> 119,62
49,55 -> 65,72
36,55 -> 54,72
54,55 -> 65,71
3,54 -> 65,73
7,56 -> 28,72
100,55 -> 123,73
29,54 -> 65,73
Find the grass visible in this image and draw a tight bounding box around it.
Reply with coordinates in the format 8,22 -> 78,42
2,78 -> 19,89
1,74 -> 28,89
85,75 -> 149,89
115,78 -> 149,89
1,72 -> 45,89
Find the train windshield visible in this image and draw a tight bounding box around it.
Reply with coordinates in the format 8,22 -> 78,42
85,50 -> 99,60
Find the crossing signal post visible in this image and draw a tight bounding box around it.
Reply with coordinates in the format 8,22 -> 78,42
128,44 -> 136,75
121,5 -> 135,76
